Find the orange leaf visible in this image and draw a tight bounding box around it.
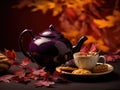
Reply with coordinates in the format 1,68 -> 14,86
4,49 -> 17,61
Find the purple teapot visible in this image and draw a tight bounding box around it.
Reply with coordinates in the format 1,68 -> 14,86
19,25 -> 87,72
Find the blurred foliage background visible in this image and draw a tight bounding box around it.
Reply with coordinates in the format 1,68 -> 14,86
1,0 -> 120,53
13,0 -> 120,52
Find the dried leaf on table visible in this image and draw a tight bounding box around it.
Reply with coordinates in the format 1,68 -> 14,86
4,49 -> 17,60
0,75 -> 14,83
34,80 -> 55,87
13,69 -> 31,83
14,70 -> 25,78
24,66 -> 37,72
52,71 -> 68,82
26,73 -> 37,80
0,49 -> 70,86
105,54 -> 120,62
4,49 -> 17,64
52,71 -> 61,81
20,58 -> 31,66
32,68 -> 47,77
13,76 -> 31,83
104,49 -> 120,62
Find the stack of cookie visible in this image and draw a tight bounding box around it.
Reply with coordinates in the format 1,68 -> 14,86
0,53 -> 11,73
57,64 -> 109,75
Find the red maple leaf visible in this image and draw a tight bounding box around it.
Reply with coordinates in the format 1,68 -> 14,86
4,49 -> 17,64
1,49 -> 70,87
0,75 -> 14,83
26,73 -> 37,80
20,58 -> 31,66
52,71 -> 67,82
80,43 -> 97,53
25,66 -> 37,72
80,45 -> 89,53
89,43 -> 97,52
103,49 -> 120,62
5,49 -> 17,60
53,71 -> 62,77
14,70 -> 25,78
105,54 -> 120,62
34,80 -> 55,87
32,68 -> 47,77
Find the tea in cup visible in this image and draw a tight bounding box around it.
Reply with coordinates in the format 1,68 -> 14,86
73,52 -> 106,70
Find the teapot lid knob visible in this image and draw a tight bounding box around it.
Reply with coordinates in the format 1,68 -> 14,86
40,24 -> 64,38
49,24 -> 54,31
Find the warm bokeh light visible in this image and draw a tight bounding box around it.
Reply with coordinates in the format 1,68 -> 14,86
13,0 -> 120,52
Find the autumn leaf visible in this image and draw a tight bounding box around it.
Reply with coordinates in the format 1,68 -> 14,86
14,70 -> 25,78
89,43 -> 97,52
34,80 -> 55,87
93,10 -> 120,28
80,45 -> 89,53
53,71 -> 62,77
31,1 -> 55,14
53,4 -> 63,16
52,71 -> 68,82
25,66 -> 37,72
32,68 -> 47,77
104,50 -> 120,62
26,73 -> 37,80
105,54 -> 120,62
4,49 -> 17,64
20,58 -> 31,66
0,49 -> 69,86
80,43 -> 97,53
0,75 -> 14,83
84,36 -> 109,52
93,17 -> 114,28
65,0 -> 93,11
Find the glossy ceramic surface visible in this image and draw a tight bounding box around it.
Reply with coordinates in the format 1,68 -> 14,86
19,25 -> 88,72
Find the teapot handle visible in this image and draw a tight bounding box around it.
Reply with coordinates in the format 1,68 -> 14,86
19,29 -> 35,62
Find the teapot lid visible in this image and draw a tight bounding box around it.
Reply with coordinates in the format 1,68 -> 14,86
40,24 -> 63,38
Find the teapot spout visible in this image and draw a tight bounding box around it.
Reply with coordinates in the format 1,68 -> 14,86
72,36 -> 88,53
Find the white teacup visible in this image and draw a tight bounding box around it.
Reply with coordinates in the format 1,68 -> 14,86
73,52 -> 106,70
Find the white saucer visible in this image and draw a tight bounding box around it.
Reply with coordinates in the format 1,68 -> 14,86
56,63 -> 114,77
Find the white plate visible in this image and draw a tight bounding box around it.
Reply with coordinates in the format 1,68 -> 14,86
56,63 -> 114,77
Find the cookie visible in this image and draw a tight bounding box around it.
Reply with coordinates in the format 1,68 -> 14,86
91,64 -> 108,73
59,66 -> 78,72
72,69 -> 92,75
0,53 -> 11,72
0,53 -> 7,59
